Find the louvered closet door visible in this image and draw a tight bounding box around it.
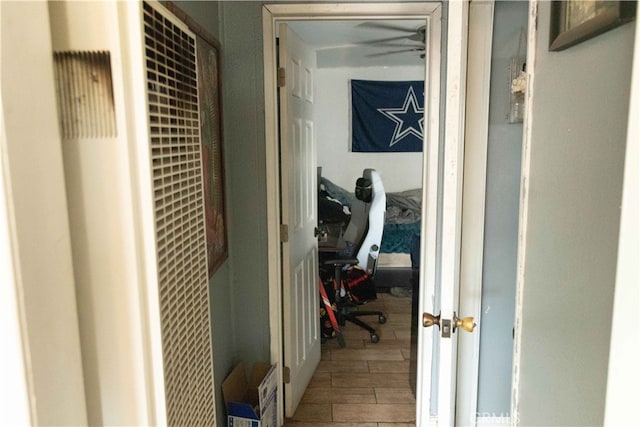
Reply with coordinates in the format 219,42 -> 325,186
142,2 -> 215,425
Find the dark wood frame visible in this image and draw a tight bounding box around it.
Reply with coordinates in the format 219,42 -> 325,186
166,2 -> 228,277
549,1 -> 636,51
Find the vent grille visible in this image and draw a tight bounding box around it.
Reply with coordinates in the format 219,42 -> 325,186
53,51 -> 116,138
142,2 -> 215,425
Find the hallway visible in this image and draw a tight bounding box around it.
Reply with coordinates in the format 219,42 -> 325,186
285,291 -> 416,426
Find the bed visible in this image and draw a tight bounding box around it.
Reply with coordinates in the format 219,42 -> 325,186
318,176 -> 421,269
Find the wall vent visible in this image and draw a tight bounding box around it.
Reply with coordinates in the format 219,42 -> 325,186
53,51 -> 116,139
142,1 -> 215,425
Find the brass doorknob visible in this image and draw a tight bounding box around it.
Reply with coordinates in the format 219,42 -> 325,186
422,312 -> 441,329
454,315 -> 476,333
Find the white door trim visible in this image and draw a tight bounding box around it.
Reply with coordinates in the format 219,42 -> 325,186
0,86 -> 33,427
457,1 -> 494,425
415,6 -> 443,427
263,5 -> 441,425
434,0 -> 469,424
512,0 -> 537,421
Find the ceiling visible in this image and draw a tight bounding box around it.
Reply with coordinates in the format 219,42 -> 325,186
286,20 -> 426,68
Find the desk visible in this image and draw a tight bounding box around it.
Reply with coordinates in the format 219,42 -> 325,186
318,236 -> 345,252
317,223 -> 346,252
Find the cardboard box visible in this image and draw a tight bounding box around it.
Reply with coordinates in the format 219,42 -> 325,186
222,361 -> 278,427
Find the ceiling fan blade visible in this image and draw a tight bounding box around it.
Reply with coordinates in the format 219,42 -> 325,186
356,34 -> 418,45
356,21 -> 420,33
371,42 -> 425,48
365,47 -> 424,58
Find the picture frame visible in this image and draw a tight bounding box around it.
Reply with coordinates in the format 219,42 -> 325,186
166,2 -> 228,277
549,1 -> 636,51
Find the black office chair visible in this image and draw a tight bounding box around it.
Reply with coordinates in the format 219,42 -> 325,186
320,169 -> 387,347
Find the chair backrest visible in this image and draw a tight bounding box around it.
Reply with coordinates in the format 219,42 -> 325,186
342,169 -> 386,276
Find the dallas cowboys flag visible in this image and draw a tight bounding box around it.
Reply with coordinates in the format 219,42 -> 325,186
351,80 -> 425,153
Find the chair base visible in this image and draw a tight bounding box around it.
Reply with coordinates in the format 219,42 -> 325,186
336,307 -> 387,347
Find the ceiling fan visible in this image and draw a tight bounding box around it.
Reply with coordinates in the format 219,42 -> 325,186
356,22 -> 426,58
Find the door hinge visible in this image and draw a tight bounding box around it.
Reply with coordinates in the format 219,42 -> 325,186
277,67 -> 286,87
280,224 -> 289,243
283,366 -> 291,384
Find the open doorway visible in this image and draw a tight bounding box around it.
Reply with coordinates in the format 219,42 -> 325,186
283,18 -> 427,424
263,2 -> 501,425
264,4 -> 441,422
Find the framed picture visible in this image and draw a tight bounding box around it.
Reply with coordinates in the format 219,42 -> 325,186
549,1 -> 636,51
166,2 -> 228,277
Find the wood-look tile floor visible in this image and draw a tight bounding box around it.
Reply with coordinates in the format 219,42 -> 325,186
285,291 -> 416,427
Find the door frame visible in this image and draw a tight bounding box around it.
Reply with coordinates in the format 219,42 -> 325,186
0,1 -> 87,423
262,2 -> 493,425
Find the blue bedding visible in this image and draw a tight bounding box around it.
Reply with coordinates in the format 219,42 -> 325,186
319,177 -> 421,254
380,222 -> 421,254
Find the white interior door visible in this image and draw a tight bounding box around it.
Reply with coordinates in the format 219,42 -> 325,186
417,1 -> 486,426
435,1 -> 469,422
278,23 -> 321,417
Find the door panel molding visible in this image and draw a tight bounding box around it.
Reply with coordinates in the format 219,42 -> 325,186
278,23 -> 321,416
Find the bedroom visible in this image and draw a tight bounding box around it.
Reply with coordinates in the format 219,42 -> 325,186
277,18 -> 428,424
287,20 -> 425,288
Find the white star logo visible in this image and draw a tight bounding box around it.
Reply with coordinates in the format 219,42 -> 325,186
377,86 -> 425,147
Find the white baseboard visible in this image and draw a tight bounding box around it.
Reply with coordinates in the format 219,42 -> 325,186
425,414 -> 513,426
476,416 -> 512,427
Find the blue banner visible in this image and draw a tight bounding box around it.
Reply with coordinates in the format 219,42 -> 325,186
351,80 -> 425,153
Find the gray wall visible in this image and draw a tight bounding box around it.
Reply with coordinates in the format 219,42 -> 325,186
517,2 -> 635,425
477,0 -> 527,416
218,0 -> 271,366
